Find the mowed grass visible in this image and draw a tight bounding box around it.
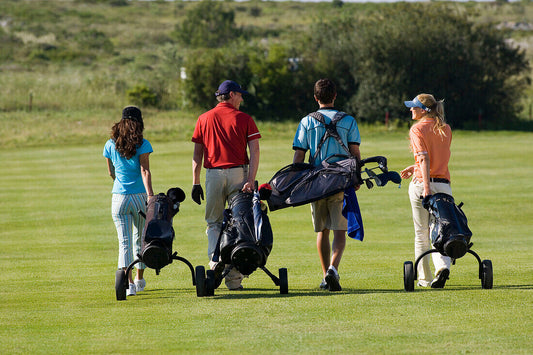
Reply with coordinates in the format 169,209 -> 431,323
0,127 -> 532,354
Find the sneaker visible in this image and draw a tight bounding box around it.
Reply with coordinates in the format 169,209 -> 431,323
417,280 -> 430,288
325,269 -> 342,292
319,279 -> 328,289
431,268 -> 449,289
229,285 -> 244,291
127,283 -> 136,296
134,278 -> 146,292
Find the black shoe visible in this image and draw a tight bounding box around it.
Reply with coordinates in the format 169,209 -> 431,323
319,279 -> 328,290
431,268 -> 449,289
325,269 -> 342,291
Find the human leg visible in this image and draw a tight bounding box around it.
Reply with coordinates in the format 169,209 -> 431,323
429,182 -> 453,286
205,169 -> 226,259
408,181 -> 432,286
131,193 -> 147,290
316,229 -> 331,277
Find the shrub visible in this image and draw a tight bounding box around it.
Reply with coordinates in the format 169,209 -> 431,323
126,85 -> 160,107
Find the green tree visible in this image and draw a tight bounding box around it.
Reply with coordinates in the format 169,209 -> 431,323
173,0 -> 238,49
301,4 -> 530,128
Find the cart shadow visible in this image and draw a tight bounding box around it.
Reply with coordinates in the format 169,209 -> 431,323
126,283 -> 533,301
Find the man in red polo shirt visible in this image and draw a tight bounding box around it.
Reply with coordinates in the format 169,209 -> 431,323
191,80 -> 261,290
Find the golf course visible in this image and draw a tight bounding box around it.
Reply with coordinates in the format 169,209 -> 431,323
1,112 -> 532,353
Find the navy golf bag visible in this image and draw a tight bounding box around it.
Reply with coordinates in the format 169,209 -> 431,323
219,192 -> 273,276
141,188 -> 185,270
115,187 -> 196,301
195,187 -> 288,297
403,193 -> 493,291
423,193 -> 472,259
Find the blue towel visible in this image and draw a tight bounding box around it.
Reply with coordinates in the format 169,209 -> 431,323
342,187 -> 364,241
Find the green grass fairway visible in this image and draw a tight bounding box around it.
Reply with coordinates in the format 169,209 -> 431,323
1,129 -> 532,354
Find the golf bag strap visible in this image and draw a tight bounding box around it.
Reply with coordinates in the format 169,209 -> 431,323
308,111 -> 351,165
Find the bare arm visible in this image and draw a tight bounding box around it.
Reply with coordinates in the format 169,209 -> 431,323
417,152 -> 431,196
139,153 -> 154,197
349,144 -> 361,191
192,143 -> 204,185
106,158 -> 115,180
293,149 -> 306,164
242,139 -> 260,192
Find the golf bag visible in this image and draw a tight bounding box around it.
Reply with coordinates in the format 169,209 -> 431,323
266,155 -> 400,212
217,192 -> 273,276
141,188 -> 185,270
423,193 -> 472,259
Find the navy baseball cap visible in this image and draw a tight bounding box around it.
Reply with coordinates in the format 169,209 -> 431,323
215,80 -> 249,96
122,106 -> 143,122
404,96 -> 431,112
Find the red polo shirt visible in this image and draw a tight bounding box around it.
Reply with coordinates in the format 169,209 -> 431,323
192,102 -> 261,169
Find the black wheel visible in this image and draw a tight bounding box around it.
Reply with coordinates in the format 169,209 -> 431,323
115,269 -> 127,301
403,261 -> 415,292
279,268 -> 288,294
205,270 -> 215,297
481,260 -> 493,289
195,265 -> 206,297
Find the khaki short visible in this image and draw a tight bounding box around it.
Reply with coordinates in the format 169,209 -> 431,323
310,191 -> 347,232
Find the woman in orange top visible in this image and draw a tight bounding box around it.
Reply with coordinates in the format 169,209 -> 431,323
400,94 -> 453,288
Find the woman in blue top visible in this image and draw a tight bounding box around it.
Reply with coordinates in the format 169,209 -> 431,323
103,106 -> 154,296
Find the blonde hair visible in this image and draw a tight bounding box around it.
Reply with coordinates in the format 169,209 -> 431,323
417,93 -> 447,136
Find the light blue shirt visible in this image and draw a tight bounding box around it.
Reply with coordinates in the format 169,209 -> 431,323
293,109 -> 361,166
103,138 -> 153,194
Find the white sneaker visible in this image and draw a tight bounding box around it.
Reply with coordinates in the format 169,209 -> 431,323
127,283 -> 136,296
417,280 -> 430,287
134,278 -> 146,292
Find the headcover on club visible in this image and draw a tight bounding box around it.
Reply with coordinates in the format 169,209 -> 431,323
375,171 -> 402,187
167,187 -> 185,216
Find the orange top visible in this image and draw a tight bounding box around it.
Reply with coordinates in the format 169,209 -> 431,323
409,119 -> 451,182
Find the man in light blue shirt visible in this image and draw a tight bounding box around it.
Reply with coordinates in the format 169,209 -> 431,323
292,78 -> 361,291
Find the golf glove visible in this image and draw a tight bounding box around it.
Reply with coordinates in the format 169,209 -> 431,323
192,184 -> 204,205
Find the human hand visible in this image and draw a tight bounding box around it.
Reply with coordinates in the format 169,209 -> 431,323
242,181 -> 253,193
191,184 -> 204,205
400,165 -> 414,179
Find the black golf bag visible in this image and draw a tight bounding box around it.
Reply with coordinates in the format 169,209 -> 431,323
423,193 -> 472,259
141,188 -> 185,270
403,192 -> 492,291
115,187 -> 197,301
218,192 -> 273,276
266,155 -> 401,212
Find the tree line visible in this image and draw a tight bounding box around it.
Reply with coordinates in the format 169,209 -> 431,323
175,1 -> 530,129
1,0 -> 530,129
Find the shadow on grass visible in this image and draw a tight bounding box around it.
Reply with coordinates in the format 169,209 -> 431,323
123,283 -> 533,301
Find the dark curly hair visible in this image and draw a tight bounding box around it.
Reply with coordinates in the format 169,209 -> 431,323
110,117 -> 144,159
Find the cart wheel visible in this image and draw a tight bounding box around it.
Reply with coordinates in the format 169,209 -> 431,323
481,260 -> 493,289
205,270 -> 215,297
279,268 -> 288,294
403,261 -> 414,292
115,269 -> 127,301
195,265 -> 206,297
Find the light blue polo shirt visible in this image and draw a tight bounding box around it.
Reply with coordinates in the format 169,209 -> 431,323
293,109 -> 360,166
103,138 -> 153,194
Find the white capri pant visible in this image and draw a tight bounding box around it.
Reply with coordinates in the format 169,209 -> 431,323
408,180 -> 453,285
111,193 -> 147,270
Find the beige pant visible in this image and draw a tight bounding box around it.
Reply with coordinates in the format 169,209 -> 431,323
408,180 -> 452,285
205,166 -> 248,289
